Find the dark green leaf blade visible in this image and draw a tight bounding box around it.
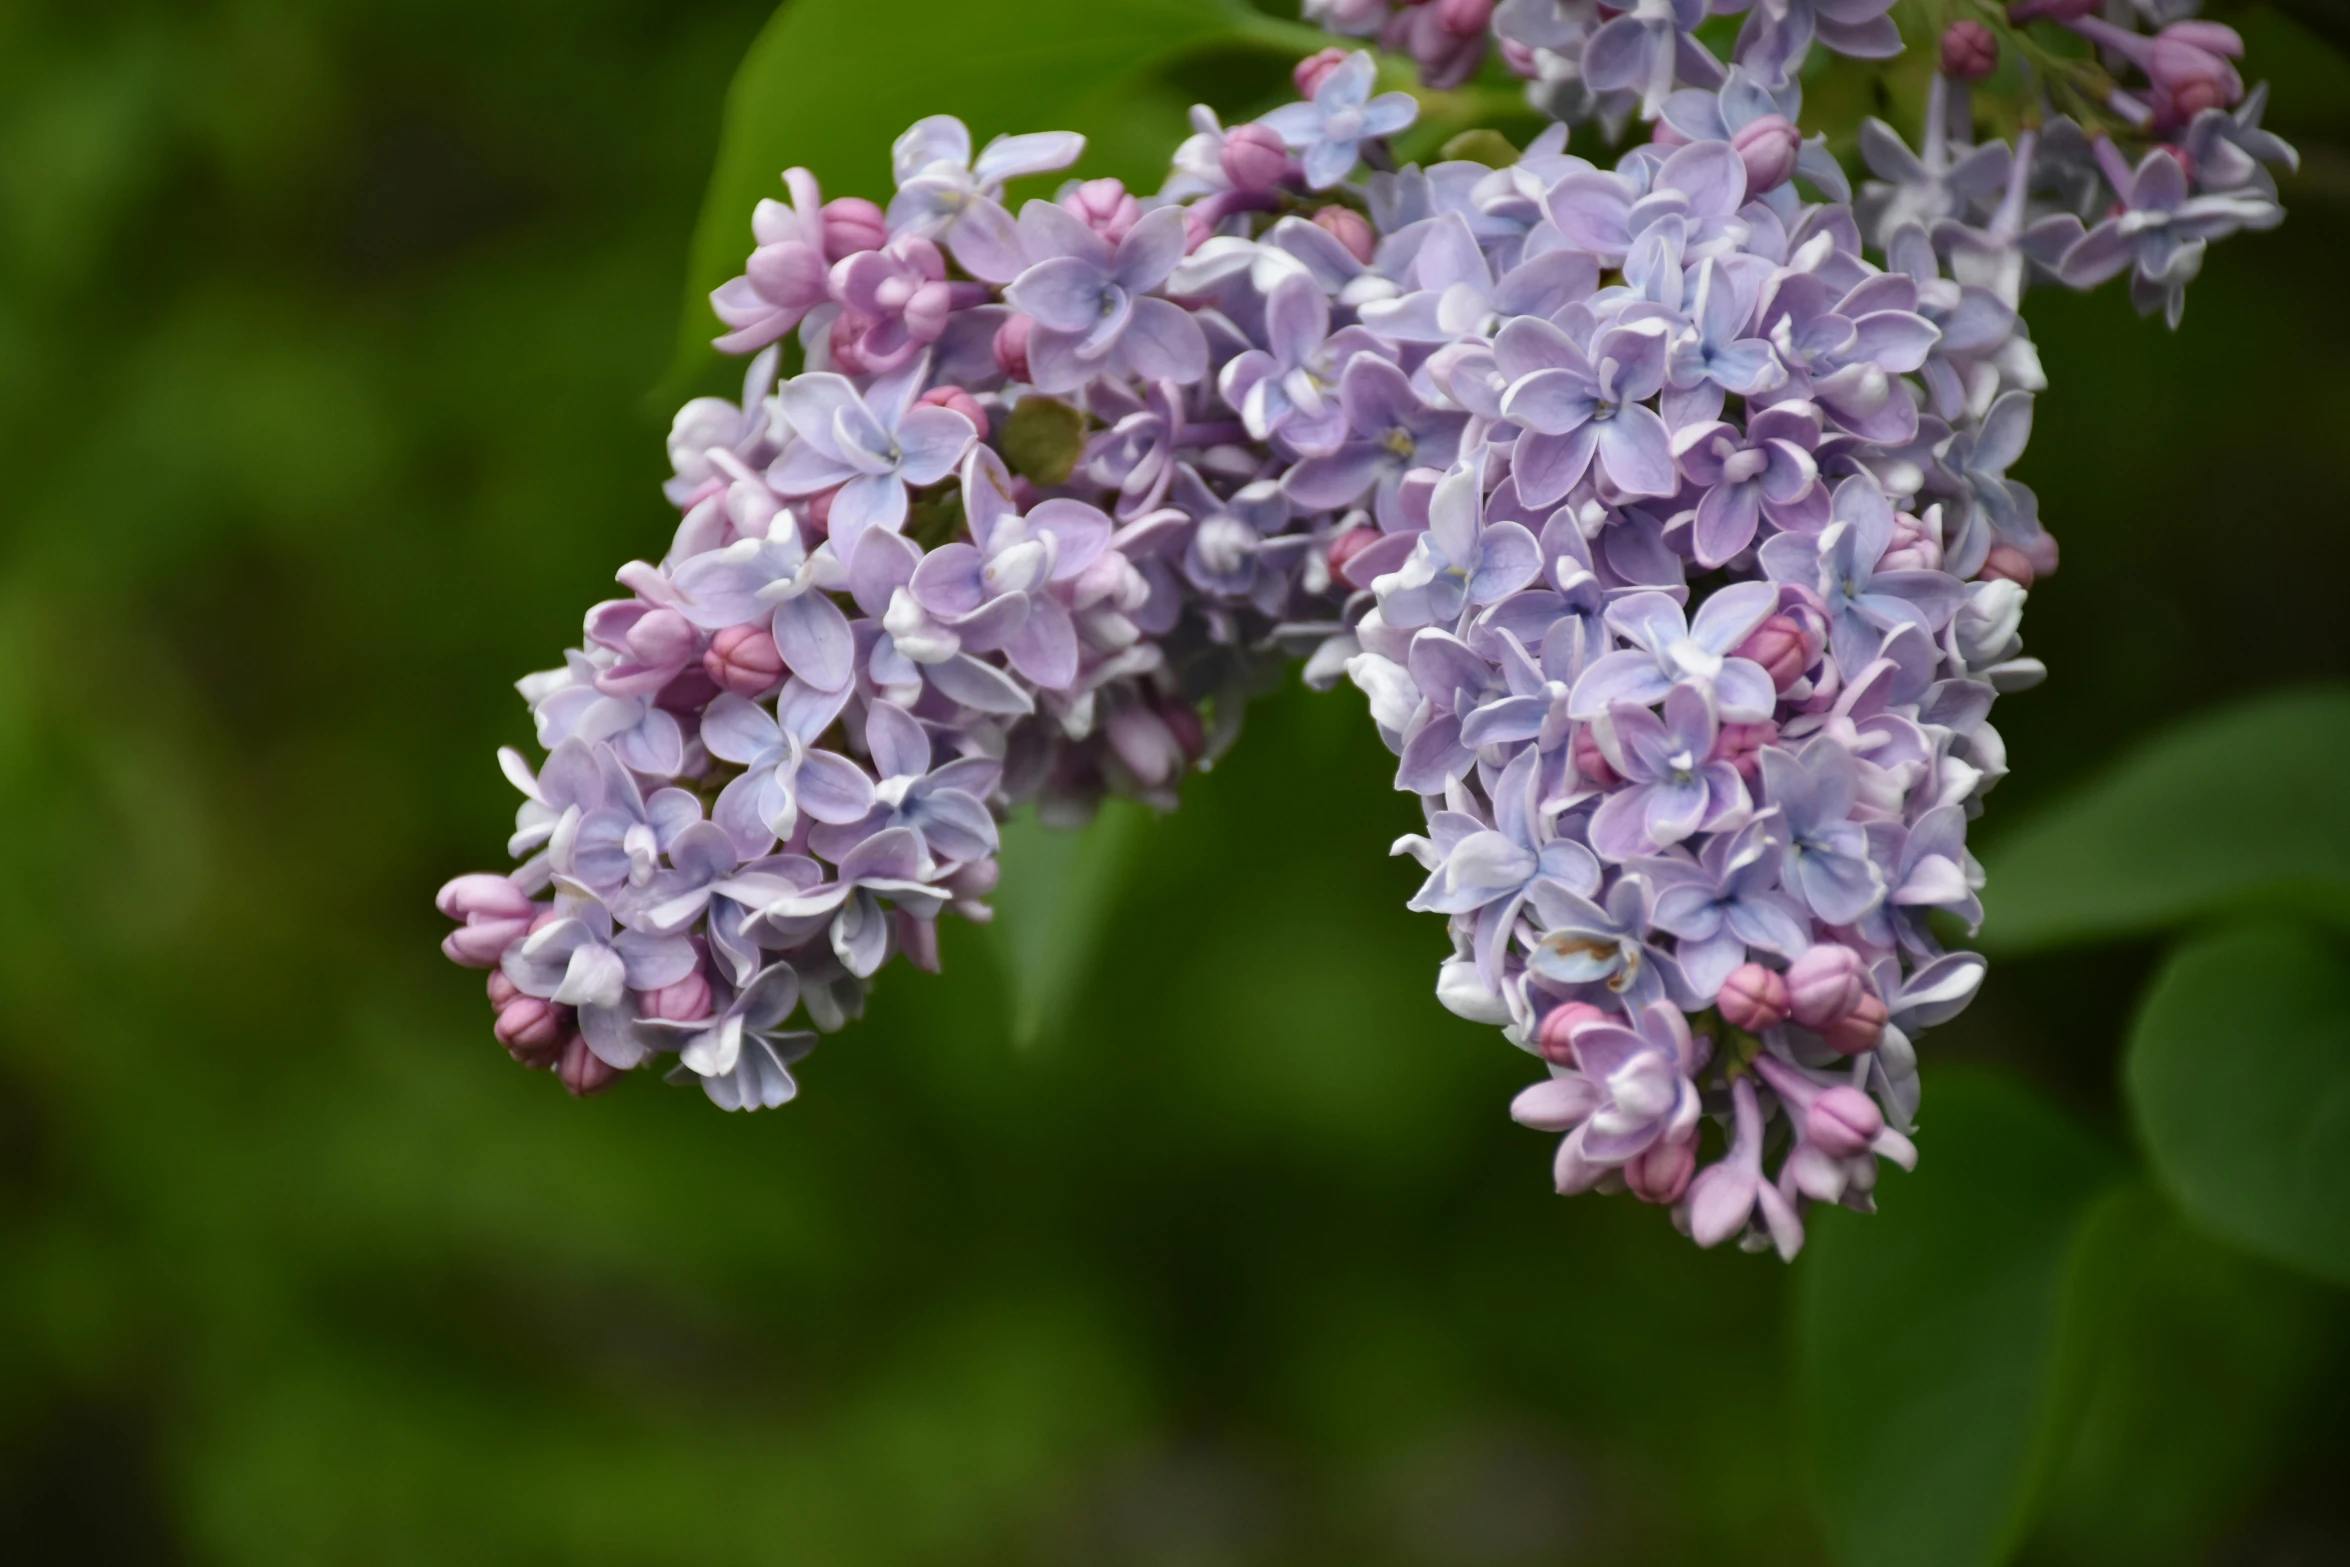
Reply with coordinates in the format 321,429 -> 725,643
1798,1071 -> 2117,1567
2128,919 -> 2350,1285
1979,685 -> 2350,953
665,0 -> 1264,395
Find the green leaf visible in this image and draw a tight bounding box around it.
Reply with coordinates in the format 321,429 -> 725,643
663,0 -> 1279,397
986,800 -> 1148,1049
1798,1071 -> 2119,1567
1978,685 -> 2350,953
2127,919 -> 2350,1286
2023,1183 -> 2332,1565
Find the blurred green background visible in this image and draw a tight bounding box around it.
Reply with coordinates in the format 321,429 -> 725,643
4,1 -> 2350,1561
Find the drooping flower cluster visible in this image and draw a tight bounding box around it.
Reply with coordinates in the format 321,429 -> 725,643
439,6 -> 2290,1257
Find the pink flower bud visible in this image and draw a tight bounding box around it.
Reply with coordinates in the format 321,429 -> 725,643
1735,613 -> 1816,691
1295,47 -> 1350,98
946,857 -> 1001,900
820,197 -> 888,262
1436,0 -> 1493,36
1626,1134 -> 1696,1204
1716,963 -> 1791,1033
804,485 -> 837,536
1061,178 -> 1141,245
641,967 -> 713,1023
1978,544 -> 2036,588
1941,20 -> 1998,80
827,310 -> 874,375
1570,724 -> 1620,789
1497,37 -> 1540,78
438,873 -> 536,923
1712,720 -> 1778,782
1309,205 -> 1375,264
1732,114 -> 1801,194
494,995 -> 569,1064
559,1033 -> 621,1098
915,384 -> 990,441
1786,943 -> 1868,1031
703,623 -> 786,697
993,313 -> 1034,382
2150,24 -> 2244,113
1536,1001 -> 1607,1065
1822,991 -> 1889,1055
1220,122 -> 1291,192
1880,512 -> 1943,573
487,969 -> 521,1008
1326,524 -> 1382,580
1806,1087 -> 1886,1158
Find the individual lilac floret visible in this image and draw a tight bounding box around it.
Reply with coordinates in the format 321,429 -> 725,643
1759,476 -> 1962,674
700,681 -> 875,856
1004,203 -> 1208,394
645,963 -> 815,1111
1283,355 -> 1469,528
1734,0 -> 1903,92
1401,747 -> 1601,984
830,234 -> 987,372
1681,1076 -> 1803,1257
1588,685 -> 1751,860
1672,403 -> 1822,567
1259,51 -> 1418,189
1581,0 -> 1723,120
1372,460 -> 1542,630
1219,272 -> 1395,455
2059,143 -> 2280,327
888,115 -> 1085,249
711,168 -> 831,354
1638,817 -> 1811,998
1568,582 -> 1781,723
769,355 -> 977,548
1495,316 -> 1677,503
1757,741 -> 1884,926
1511,1000 -> 1707,1194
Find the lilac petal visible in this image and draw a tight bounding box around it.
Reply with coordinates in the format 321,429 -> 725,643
797,750 -> 877,825
1002,594 -> 1080,689
928,653 -> 1036,715
1119,298 -> 1209,385
840,825 -> 928,884
1588,786 -> 1658,860
1467,521 -> 1542,603
1594,405 -> 1677,496
1283,445 -> 1383,510
866,700 -> 931,782
772,591 -> 855,692
1567,650 -> 1671,719
1512,1076 -> 1601,1132
1007,257 -> 1110,332
849,527 -> 922,617
1110,205 -> 1188,292
1509,425 -> 1600,509
946,196 -> 1027,284
1499,368 -> 1599,435
826,472 -> 907,552
701,693 -> 780,766
1028,499 -> 1112,580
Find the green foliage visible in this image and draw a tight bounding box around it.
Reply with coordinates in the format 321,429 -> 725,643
1979,687 -> 2350,953
995,394 -> 1089,486
2128,921 -> 2350,1286
988,801 -> 1148,1048
1799,1073 -> 2118,1567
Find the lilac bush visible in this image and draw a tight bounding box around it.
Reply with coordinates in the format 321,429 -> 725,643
439,3 -> 2290,1257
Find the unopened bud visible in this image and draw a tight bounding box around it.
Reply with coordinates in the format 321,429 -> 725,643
1105,704 -> 1184,788
1786,943 -> 1868,1031
1626,1134 -> 1696,1204
915,384 -> 990,441
1570,724 -> 1620,789
1220,122 -> 1291,192
487,969 -> 521,1008
1437,0 -> 1494,36
641,967 -> 713,1023
1295,46 -> 1351,98
1156,698 -> 1208,761
1806,1086 -> 1886,1158
559,1033 -> 622,1097
1712,720 -> 1778,782
437,873 -> 536,923
1941,20 -> 1998,80
1326,524 -> 1382,581
1309,205 -> 1375,264
1536,1001 -> 1608,1065
1735,613 -> 1816,691
494,994 -> 569,1064
827,310 -> 874,376
1716,963 -> 1792,1033
1061,178 -> 1141,245
1978,543 -> 2036,587
704,623 -> 786,697
820,196 -> 889,262
1732,114 -> 1801,194
993,313 -> 1034,383
946,857 -> 1000,900
1822,991 -> 1889,1055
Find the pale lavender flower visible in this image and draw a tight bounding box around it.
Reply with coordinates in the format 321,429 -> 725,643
2059,143 -> 2279,327
701,681 -> 874,856
1511,1000 -> 1707,1190
1756,739 -> 1884,925
1567,582 -> 1781,722
1260,51 -> 1418,189
1581,0 -> 1723,119
1758,475 -> 1962,673
646,963 -> 814,1111
1282,354 -> 1469,527
1588,685 -> 1750,859
711,169 -> 831,354
1496,315 -> 1678,502
502,895 -> 696,1013
1400,745 -> 1602,983
1004,204 -> 1208,394
769,356 -> 977,548
1681,1076 -> 1803,1256
1526,872 -> 1690,1010
1638,815 -> 1810,997
1671,402 -> 1823,566
810,701 -> 1002,866
1373,460 -> 1543,630
1219,272 -> 1391,455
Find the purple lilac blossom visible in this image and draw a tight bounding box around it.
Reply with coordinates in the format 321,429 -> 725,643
437,22 -> 2287,1262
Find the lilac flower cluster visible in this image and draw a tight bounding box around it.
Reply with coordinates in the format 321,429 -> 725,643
438,11 -> 2288,1256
